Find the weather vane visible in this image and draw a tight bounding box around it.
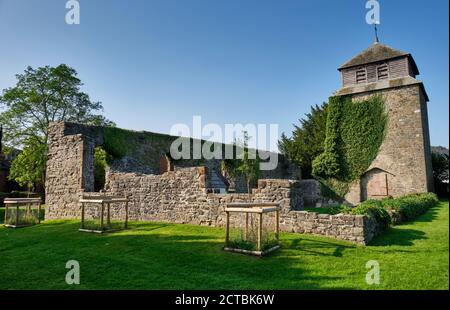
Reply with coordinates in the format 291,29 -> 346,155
366,0 -> 381,43
374,23 -> 380,43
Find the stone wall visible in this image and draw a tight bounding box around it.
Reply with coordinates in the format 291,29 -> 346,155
46,122 -> 299,194
45,132 -> 94,219
280,210 -> 381,244
45,121 -> 300,217
340,83 -> 434,205
101,169 -> 381,244
45,121 -> 384,245
296,179 -> 341,208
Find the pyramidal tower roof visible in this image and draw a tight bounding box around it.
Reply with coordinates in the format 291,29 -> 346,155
338,43 -> 419,75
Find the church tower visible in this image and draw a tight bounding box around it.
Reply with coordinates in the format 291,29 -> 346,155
335,42 -> 434,204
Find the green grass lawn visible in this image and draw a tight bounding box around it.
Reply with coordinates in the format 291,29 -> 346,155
0,201 -> 448,290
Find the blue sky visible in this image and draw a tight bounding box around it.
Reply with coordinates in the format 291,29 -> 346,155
0,0 -> 448,147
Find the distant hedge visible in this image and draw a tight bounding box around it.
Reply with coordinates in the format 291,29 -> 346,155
381,193 -> 439,224
308,193 -> 439,227
347,200 -> 391,227
305,200 -> 391,228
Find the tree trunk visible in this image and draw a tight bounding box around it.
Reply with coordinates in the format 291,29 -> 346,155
247,179 -> 251,202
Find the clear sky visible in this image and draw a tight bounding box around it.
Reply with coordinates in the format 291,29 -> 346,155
0,0 -> 448,147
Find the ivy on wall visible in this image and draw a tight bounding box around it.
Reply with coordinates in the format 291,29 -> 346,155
312,95 -> 387,198
102,126 -> 175,160
339,95 -> 387,181
102,126 -> 254,164
103,126 -> 137,159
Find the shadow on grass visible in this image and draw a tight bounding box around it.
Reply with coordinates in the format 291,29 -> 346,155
1,220 -> 354,289
393,202 -> 446,226
370,228 -> 427,246
287,238 -> 354,257
126,222 -> 169,232
103,230 -> 354,289
408,206 -> 440,223
369,203 -> 447,246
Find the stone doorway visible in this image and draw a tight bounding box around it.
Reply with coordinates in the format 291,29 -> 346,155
361,168 -> 392,201
159,154 -> 174,174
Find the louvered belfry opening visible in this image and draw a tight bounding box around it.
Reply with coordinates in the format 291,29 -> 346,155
377,63 -> 389,80
356,67 -> 367,84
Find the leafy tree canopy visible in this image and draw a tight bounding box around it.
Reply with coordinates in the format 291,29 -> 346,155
279,102 -> 328,178
280,95 -> 387,199
7,141 -> 46,190
0,64 -> 114,189
432,152 -> 449,183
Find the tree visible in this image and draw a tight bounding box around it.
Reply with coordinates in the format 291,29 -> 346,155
311,96 -> 343,178
432,152 -> 449,183
432,151 -> 449,197
7,140 -> 46,192
0,64 -> 113,190
221,131 -> 260,199
279,102 -> 328,178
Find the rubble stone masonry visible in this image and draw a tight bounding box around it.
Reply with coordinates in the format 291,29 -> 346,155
339,83 -> 434,205
46,122 -> 382,245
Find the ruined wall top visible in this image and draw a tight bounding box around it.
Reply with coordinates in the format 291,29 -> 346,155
48,122 -> 104,145
47,121 -> 300,180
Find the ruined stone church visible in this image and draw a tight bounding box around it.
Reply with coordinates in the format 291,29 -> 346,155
43,42 -> 434,244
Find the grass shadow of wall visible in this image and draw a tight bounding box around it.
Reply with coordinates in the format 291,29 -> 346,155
369,228 -> 427,246
0,220 -> 354,290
